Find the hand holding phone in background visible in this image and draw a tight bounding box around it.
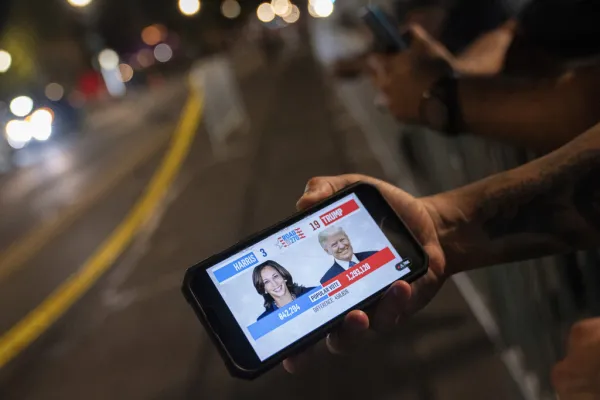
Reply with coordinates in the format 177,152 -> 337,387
361,5 -> 516,124
365,23 -> 454,123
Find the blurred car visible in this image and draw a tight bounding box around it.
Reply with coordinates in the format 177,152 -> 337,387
1,91 -> 82,153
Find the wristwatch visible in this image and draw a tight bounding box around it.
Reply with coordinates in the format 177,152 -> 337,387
419,74 -> 464,135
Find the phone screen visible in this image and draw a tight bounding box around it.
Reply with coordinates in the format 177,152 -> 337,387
206,193 -> 415,361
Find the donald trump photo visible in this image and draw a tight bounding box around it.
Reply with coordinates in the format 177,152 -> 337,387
318,226 -> 378,285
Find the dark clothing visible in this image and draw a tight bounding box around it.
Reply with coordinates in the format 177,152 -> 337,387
393,0 -> 600,59
319,251 -> 378,285
393,0 -> 513,53
518,0 -> 600,60
257,286 -> 316,321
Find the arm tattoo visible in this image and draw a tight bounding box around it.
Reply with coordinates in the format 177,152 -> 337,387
477,149 -> 600,246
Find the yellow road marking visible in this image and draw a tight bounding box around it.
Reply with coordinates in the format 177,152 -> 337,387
0,124 -> 171,283
0,88 -> 203,368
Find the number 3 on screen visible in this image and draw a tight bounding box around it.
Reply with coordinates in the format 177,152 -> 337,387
260,249 -> 267,257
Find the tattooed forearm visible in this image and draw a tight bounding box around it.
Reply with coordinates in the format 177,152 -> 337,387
480,149 -> 600,242
435,123 -> 600,271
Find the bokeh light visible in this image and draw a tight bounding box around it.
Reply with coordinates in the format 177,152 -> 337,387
118,63 -> 134,82
31,108 -> 54,125
311,0 -> 334,18
221,0 -> 241,19
98,49 -> 119,70
10,96 -> 34,117
6,137 -> 26,150
45,83 -> 65,101
0,50 -> 12,73
257,3 -> 275,22
5,120 -> 32,148
137,49 -> 155,68
141,25 -> 162,46
29,108 -> 54,141
154,44 -> 173,63
271,0 -> 290,16
282,4 -> 300,23
66,0 -> 92,7
178,0 -> 201,16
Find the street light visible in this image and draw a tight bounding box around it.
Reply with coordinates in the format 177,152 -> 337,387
257,3 -> 275,23
45,83 -> 65,101
118,64 -> 134,83
0,50 -> 11,73
98,49 -> 119,70
271,0 -> 290,16
10,96 -> 34,117
282,5 -> 300,23
154,44 -> 173,63
178,0 -> 201,16
141,25 -> 163,46
98,49 -> 126,97
66,0 -> 93,8
309,0 -> 334,18
221,0 -> 241,19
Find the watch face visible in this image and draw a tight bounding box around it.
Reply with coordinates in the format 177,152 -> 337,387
424,95 -> 449,132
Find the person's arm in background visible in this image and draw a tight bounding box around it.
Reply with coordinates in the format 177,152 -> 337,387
285,122 -> 600,381
372,21 -> 600,152
456,63 -> 600,152
332,2 -> 448,80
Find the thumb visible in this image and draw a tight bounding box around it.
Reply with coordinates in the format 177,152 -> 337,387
409,23 -> 456,67
296,175 -> 370,211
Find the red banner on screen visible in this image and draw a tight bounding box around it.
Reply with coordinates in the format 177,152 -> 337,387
319,199 -> 359,226
322,247 -> 395,296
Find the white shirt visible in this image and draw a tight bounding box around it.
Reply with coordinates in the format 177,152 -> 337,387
338,254 -> 360,271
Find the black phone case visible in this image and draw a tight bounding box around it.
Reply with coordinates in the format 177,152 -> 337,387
182,182 -> 428,379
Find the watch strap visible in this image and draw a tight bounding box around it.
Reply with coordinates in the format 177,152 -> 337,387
421,74 -> 464,136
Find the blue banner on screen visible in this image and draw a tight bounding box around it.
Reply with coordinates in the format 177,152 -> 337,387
247,287 -> 327,340
213,252 -> 259,283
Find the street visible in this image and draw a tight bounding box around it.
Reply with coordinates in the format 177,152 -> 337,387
0,39 -> 520,400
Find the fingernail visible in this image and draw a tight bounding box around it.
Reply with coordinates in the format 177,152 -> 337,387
349,311 -> 368,333
282,359 -> 296,374
326,333 -> 342,355
304,183 -> 313,194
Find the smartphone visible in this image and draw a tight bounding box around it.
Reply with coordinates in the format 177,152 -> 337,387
182,182 -> 428,379
359,5 -> 410,53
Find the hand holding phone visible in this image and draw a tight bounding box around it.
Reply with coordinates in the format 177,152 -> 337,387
284,175 -> 447,371
183,176 -> 436,379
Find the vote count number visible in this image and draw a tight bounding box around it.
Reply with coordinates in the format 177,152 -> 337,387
278,304 -> 301,321
346,264 -> 371,281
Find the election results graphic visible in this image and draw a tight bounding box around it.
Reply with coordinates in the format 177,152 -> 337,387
275,227 -> 306,249
207,194 -> 412,361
